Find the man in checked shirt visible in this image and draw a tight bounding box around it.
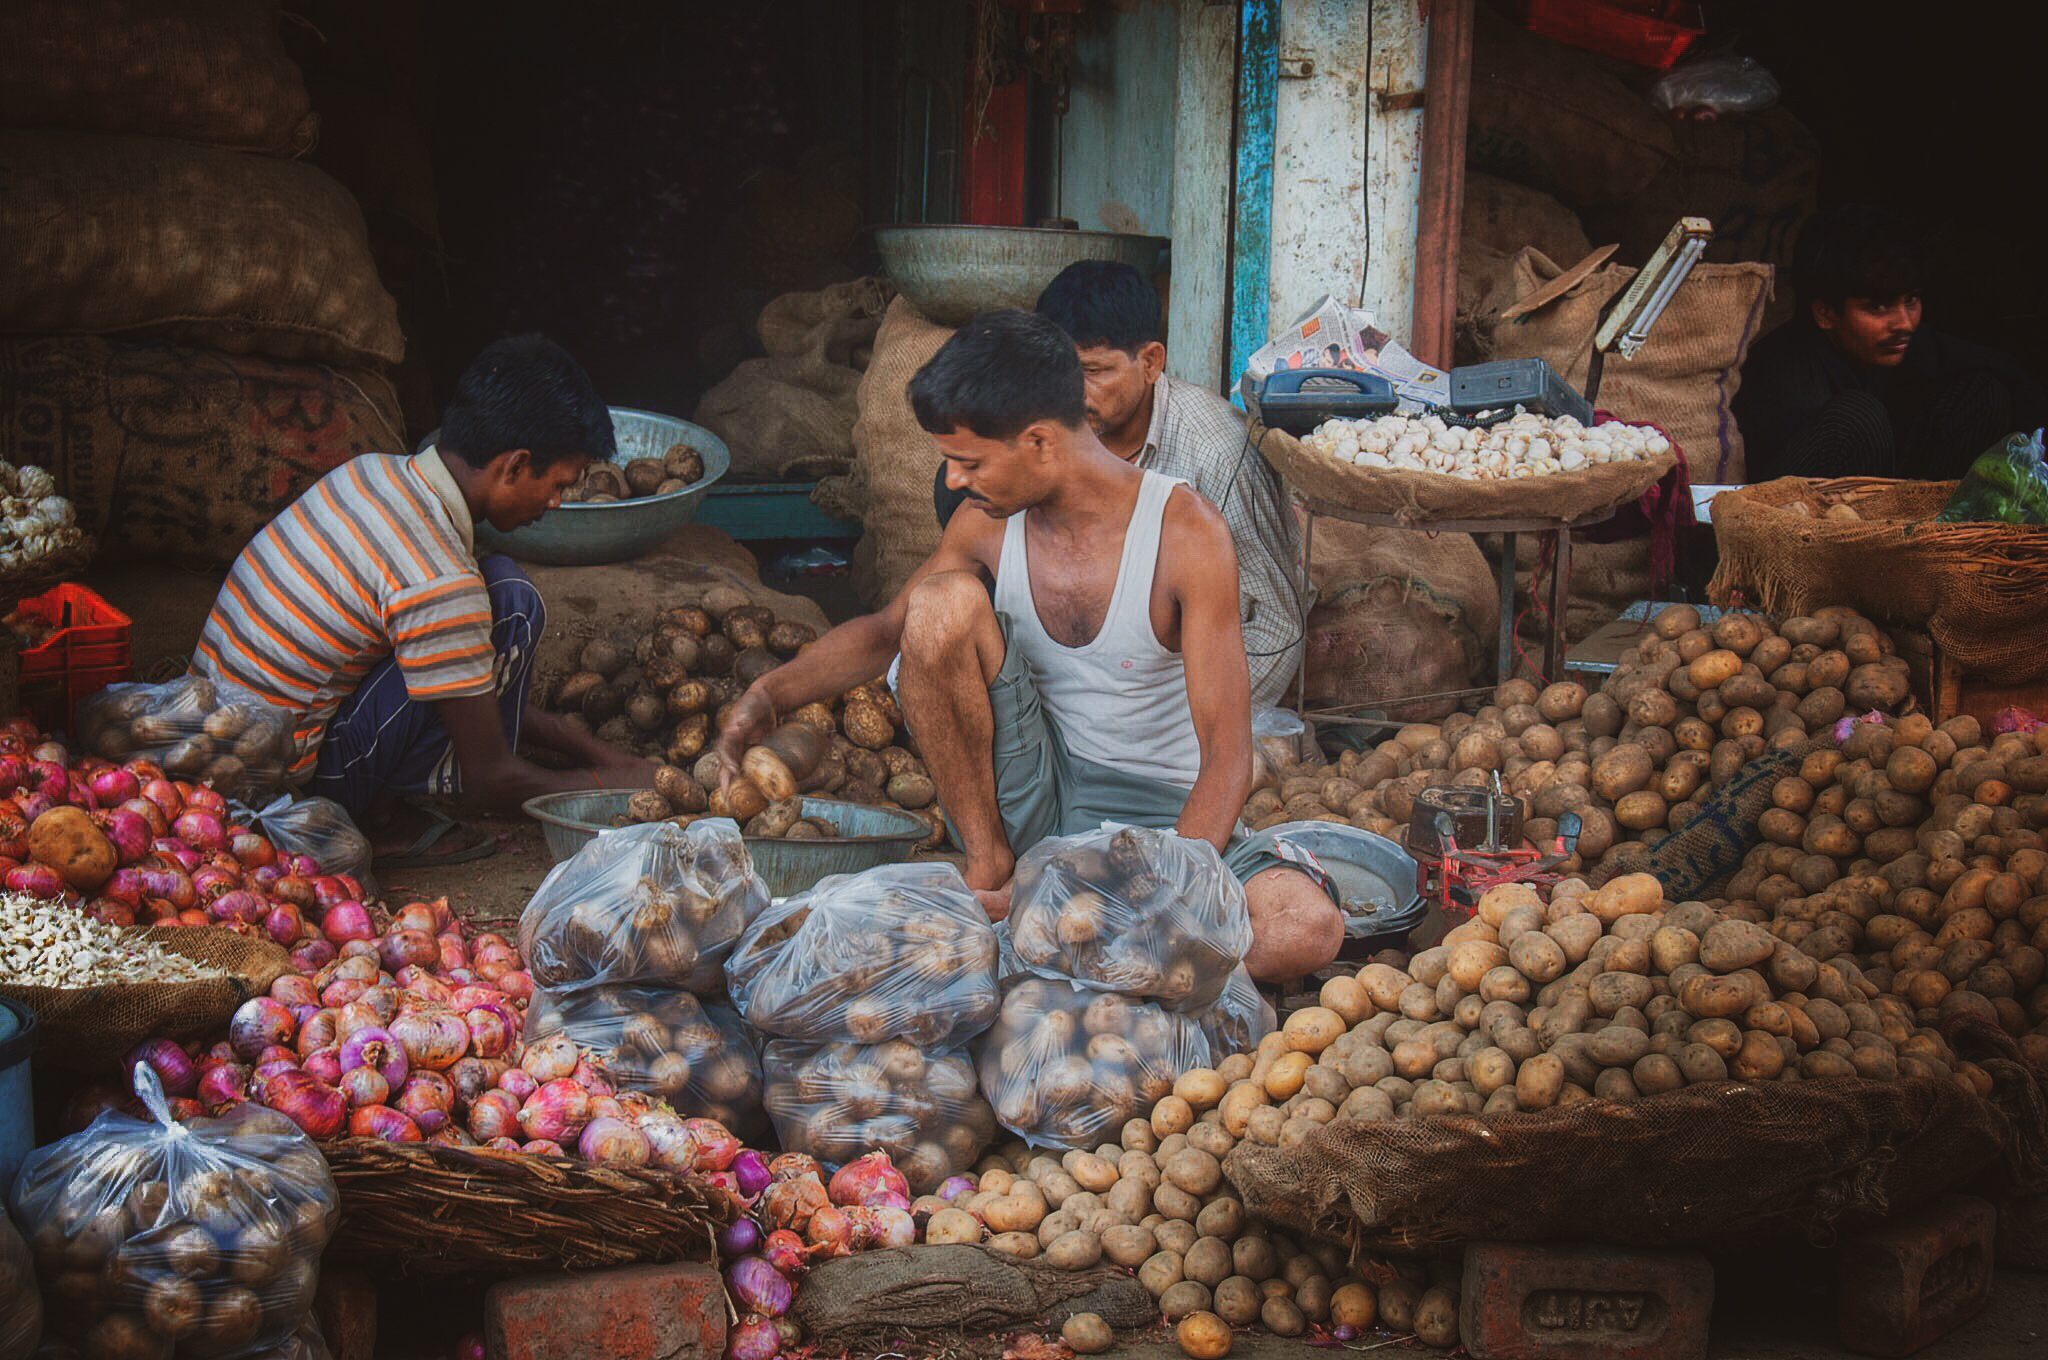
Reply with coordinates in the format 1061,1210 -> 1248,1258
936,261 -> 1307,705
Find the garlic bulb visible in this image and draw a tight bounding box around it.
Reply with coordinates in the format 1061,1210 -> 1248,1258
0,462 -> 84,566
1302,406 -> 1666,482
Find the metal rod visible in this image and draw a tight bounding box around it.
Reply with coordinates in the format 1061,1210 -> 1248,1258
1497,530 -> 1517,685
1296,506 -> 1314,723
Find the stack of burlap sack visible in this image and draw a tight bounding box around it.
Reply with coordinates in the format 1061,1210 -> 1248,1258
0,0 -> 406,568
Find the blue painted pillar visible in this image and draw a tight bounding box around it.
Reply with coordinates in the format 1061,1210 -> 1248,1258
1227,0 -> 1279,404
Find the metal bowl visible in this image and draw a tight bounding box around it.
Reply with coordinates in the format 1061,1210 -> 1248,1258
872,224 -> 1167,325
521,792 -> 929,898
1257,822 -> 1426,943
417,407 -> 730,566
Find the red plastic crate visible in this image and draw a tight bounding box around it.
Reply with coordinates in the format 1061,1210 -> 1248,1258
9,584 -> 132,733
1517,0 -> 1703,70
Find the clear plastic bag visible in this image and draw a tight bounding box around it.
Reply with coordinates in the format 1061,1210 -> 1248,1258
1200,966 -> 1277,1059
1007,825 -> 1253,1012
517,819 -> 768,996
0,1204 -> 40,1360
1650,56 -> 1781,116
227,796 -> 374,897
762,1040 -> 997,1191
7,1065 -> 338,1360
727,863 -> 1001,1045
973,976 -> 1208,1149
1252,707 -> 1323,788
75,676 -> 297,800
526,985 -> 765,1136
1938,431 -> 2048,525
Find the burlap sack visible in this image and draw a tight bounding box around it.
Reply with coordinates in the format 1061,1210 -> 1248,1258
1225,1070 -> 2038,1254
852,299 -> 956,607
692,357 -> 862,483
1462,172 -> 1592,268
757,278 -> 894,366
1480,247 -> 1775,482
1466,5 -> 1677,211
0,337 -> 404,566
0,0 -> 316,155
0,132 -> 403,367
0,926 -> 292,1071
1708,476 -> 2048,683
1305,517 -> 1502,713
1510,532 -> 1656,645
1259,423 -> 1674,530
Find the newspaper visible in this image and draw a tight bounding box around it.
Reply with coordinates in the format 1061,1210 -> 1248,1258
1243,296 -> 1450,412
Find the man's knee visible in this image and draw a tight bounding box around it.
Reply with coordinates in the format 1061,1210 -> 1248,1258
901,570 -> 997,660
1242,867 -> 1344,983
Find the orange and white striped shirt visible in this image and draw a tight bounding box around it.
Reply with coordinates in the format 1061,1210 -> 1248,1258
193,451 -> 497,777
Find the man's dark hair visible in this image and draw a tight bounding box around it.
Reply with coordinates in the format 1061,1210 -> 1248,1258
1794,206 -> 1924,310
440,334 -> 615,471
909,309 -> 1086,440
1034,260 -> 1161,355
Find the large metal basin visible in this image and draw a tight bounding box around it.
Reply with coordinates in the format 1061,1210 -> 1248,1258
522,792 -> 928,898
873,224 -> 1167,325
418,407 -> 729,566
1257,822 -> 1426,943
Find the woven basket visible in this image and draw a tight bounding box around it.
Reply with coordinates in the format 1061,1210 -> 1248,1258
1707,477 -> 2048,684
323,1139 -> 737,1276
1257,426 -> 1673,528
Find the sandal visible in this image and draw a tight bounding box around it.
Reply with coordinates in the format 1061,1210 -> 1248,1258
373,805 -> 499,869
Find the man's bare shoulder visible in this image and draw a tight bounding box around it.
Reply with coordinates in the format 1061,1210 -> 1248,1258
935,498 -> 1007,571
1160,484 -> 1236,571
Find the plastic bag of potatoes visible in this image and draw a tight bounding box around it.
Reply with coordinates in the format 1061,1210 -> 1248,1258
517,818 -> 768,996
525,985 -> 765,1135
7,1065 -> 337,1360
1008,825 -> 1252,1011
0,1203 -> 39,1360
974,976 -> 1210,1149
1199,966 -> 1277,1058
727,862 -> 1001,1045
762,1039 -> 997,1192
76,674 -> 297,799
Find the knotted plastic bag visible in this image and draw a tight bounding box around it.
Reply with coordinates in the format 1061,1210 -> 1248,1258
1938,430 -> 2048,525
525,985 -> 765,1138
763,1040 -> 995,1191
76,675 -> 297,801
1007,825 -> 1252,1012
1199,965 -> 1277,1059
228,795 -> 374,899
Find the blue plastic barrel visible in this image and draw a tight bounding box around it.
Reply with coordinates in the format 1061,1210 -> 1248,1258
0,998 -> 37,1194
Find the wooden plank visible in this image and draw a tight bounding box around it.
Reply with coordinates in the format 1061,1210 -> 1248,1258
1058,5 -> 1179,236
1167,0 -> 1238,391
1227,0 -> 1280,399
961,77 -> 1029,226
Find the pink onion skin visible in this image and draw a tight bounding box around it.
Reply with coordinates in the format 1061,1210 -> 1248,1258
437,933 -> 471,971
804,1206 -> 858,1259
321,977 -> 370,1010
718,1217 -> 763,1258
937,1176 -> 977,1202
462,1005 -> 516,1059
289,939 -> 337,974
733,1149 -> 772,1200
519,1032 -> 578,1085
686,1120 -> 743,1173
151,839 -> 200,873
136,865 -> 196,908
828,1152 -> 909,1209
497,1067 -> 539,1102
725,1318 -> 781,1360
496,970 -> 535,1003
338,1067 -> 389,1109
320,900 -> 374,944
726,1256 -> 793,1318
256,1044 -> 298,1069
296,1009 -> 342,1058
517,1079 -> 592,1143
302,1046 -> 344,1087
126,1038 -> 199,1098
467,1089 -> 523,1142
569,1057 -> 613,1096
229,997 -> 298,1061
3,862 -> 64,897
390,1008 -> 470,1071
338,1026 -> 410,1090
519,1139 -> 567,1157
97,807 -> 152,862
578,1116 -> 652,1167
379,928 -> 439,973
762,1230 -> 808,1279
261,903 -> 304,947
270,974 -> 320,1009
197,1062 -> 251,1111
258,1069 -> 347,1139
348,1105 -> 424,1143
396,1072 -> 455,1133
89,766 -> 141,806
285,851 -> 321,878
207,890 -> 265,926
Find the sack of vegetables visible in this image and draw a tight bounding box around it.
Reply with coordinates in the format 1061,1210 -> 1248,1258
1007,825 -> 1252,1012
518,818 -> 768,996
762,1039 -> 997,1192
76,675 -> 297,800
727,862 -> 1001,1045
974,976 -> 1209,1149
525,985 -> 765,1137
1200,965 -> 1277,1058
0,1203 -> 39,1360
7,1063 -> 338,1360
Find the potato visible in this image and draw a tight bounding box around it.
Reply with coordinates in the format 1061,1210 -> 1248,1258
1331,1281 -> 1378,1330
1591,745 -> 1655,801
1176,1310 -> 1231,1359
1515,1053 -> 1564,1109
926,1208 -> 982,1244
1320,975 -> 1372,1024
1046,1230 -> 1103,1270
1282,1006 -> 1345,1054
1174,1069 -> 1228,1111
1415,1286 -> 1461,1347
1165,1148 -> 1223,1197
1140,1251 -> 1186,1297
1063,1313 -> 1114,1355
1196,1197 -> 1246,1240
26,806 -> 116,889
1378,1278 -> 1424,1332
1214,1276 -> 1263,1326
1263,1296 -> 1308,1337
988,1231 -> 1040,1260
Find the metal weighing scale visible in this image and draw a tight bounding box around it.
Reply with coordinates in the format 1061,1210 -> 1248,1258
1403,774 -> 1583,923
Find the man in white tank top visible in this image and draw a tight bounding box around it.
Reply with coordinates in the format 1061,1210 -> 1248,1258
714,311 -> 1342,982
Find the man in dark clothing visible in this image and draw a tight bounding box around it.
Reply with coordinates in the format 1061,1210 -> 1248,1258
1734,206 -> 2044,483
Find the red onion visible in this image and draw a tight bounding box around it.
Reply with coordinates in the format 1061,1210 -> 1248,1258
473,939 -> 517,967
126,1038 -> 199,1098
288,1004 -> 323,1029
256,1044 -> 298,1068
14,789 -> 57,824
339,1025 -> 410,1090
229,830 -> 275,868
467,1089 -> 522,1141
206,890 -> 264,926
462,1006 -> 515,1060
270,974 -> 320,1008
191,864 -> 241,901
310,876 -> 352,910
497,970 -> 535,1003
446,1056 -> 506,1105
121,796 -> 169,836
322,977 -> 370,1010
84,897 -> 135,928
520,1033 -> 578,1084
578,1116 -> 652,1167
0,755 -> 24,796
262,903 -> 305,947
96,807 -> 152,862
180,784 -> 224,814
202,1040 -> 238,1066
588,1094 -> 625,1122
338,938 -> 381,961
0,814 -> 28,861
349,1105 -> 424,1142
151,839 -> 200,873
396,1072 -> 454,1133
258,1069 -> 347,1138
437,933 -> 471,970
804,1206 -> 857,1259
250,862 -> 282,891
850,1205 -> 915,1250
937,1175 -> 977,1201
390,1008 -> 469,1071
1333,1325 -> 1358,1342
273,874 -> 317,909
296,1010 -> 341,1057
288,940 -> 337,975
768,1153 -> 824,1184
733,1149 -> 772,1200
396,967 -> 451,1003
686,1119 -> 742,1172
391,902 -> 439,934
570,1057 -> 613,1096
520,1139 -> 566,1157
302,1046 -> 344,1086
28,741 -> 64,765
338,1067 -> 389,1109
447,984 -> 502,1012
229,997 -> 298,1060
379,928 -> 438,973
455,1334 -> 486,1360
828,1152 -> 909,1209
285,851 -> 321,877
197,1062 -> 251,1111
88,766 -> 140,806
3,862 -> 64,897
762,1229 -> 807,1278
759,1175 -> 829,1234
355,986 -> 400,1025
135,865 -> 196,908
322,901 -> 374,944
430,1127 -> 480,1149
725,1318 -> 781,1360
25,760 -> 67,802
498,1067 -> 539,1102
517,1079 -> 591,1143
726,1256 -> 793,1318
718,1216 -> 763,1258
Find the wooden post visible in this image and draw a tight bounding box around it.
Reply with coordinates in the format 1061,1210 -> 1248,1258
1412,0 -> 1476,370
1167,0 -> 1239,391
1226,0 -> 1280,399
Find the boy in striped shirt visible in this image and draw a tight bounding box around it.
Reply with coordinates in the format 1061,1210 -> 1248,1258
193,336 -> 654,866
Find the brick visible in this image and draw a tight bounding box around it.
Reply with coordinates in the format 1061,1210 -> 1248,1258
314,1264 -> 377,1360
1459,1240 -> 1713,1360
1838,1194 -> 1995,1358
486,1262 -> 726,1360
1996,1192 -> 2048,1273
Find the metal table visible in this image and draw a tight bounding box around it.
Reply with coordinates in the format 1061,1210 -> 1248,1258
1291,493 -> 1618,726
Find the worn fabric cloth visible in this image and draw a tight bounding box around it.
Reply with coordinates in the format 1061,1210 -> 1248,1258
1736,320 -> 2047,483
193,450 -> 498,778
936,373 -> 1307,706
307,555 -> 541,819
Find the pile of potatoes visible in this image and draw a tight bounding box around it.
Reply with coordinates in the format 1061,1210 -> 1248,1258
763,1041 -> 997,1192
527,986 -> 765,1131
544,585 -> 947,848
560,442 -> 705,503
1245,605 -> 1907,875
